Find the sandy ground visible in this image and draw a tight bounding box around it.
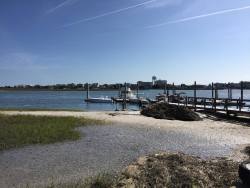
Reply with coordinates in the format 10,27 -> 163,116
2,110 -> 250,151
0,111 -> 250,187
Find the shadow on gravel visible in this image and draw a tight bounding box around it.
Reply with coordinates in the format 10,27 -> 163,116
200,111 -> 250,127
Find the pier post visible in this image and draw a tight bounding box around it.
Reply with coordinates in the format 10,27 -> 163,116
214,86 -> 218,112
215,88 -> 218,99
164,81 -> 167,95
225,99 -> 229,114
241,81 -> 244,101
212,82 -> 214,99
173,83 -> 176,95
240,81 -> 244,111
122,83 -> 127,111
204,98 -> 206,109
125,83 -> 127,110
164,81 -> 167,102
230,86 -> 232,100
166,81 -> 169,98
137,82 -> 139,99
227,83 -> 231,100
86,83 -> 89,100
214,98 -> 217,112
194,81 -> 197,111
119,84 -> 122,98
227,83 -> 232,100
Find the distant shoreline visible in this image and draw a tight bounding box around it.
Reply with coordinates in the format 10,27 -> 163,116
0,108 -> 84,112
0,88 -> 119,92
1,88 -> 249,92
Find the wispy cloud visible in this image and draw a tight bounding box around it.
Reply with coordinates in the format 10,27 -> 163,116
46,0 -> 78,14
143,0 -> 182,9
146,5 -> 250,28
62,0 -> 158,28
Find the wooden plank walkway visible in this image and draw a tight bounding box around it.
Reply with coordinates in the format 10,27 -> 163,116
166,96 -> 250,116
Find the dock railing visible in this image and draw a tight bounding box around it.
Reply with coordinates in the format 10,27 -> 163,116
167,96 -> 250,116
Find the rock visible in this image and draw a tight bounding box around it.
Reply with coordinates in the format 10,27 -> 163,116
123,165 -> 140,178
141,103 -> 202,121
239,161 -> 250,186
116,153 -> 239,188
243,146 -> 250,157
137,156 -> 147,166
117,178 -> 136,188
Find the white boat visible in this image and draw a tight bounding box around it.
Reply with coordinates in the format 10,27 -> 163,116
85,96 -> 113,103
113,87 -> 149,104
84,83 -> 113,103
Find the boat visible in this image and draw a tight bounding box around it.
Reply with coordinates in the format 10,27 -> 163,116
85,96 -> 113,103
112,86 -> 149,104
84,83 -> 113,103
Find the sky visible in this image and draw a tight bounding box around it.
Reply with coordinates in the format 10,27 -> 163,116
0,0 -> 250,86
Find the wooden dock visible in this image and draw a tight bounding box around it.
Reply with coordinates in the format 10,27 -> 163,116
165,96 -> 250,116
160,81 -> 250,117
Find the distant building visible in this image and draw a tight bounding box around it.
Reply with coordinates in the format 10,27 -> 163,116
137,81 -> 153,89
243,82 -> 250,89
152,76 -> 157,86
155,80 -> 167,87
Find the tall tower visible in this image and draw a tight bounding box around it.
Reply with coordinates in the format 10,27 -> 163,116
152,76 -> 157,86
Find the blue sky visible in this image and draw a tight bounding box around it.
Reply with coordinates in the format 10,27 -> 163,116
0,0 -> 250,86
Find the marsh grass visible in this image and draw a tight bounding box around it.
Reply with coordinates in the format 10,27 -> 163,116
0,114 -> 105,151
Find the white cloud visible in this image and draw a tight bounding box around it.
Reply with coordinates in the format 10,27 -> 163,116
62,0 -> 158,27
146,4 -> 250,28
46,0 -> 79,14
143,0 -> 183,9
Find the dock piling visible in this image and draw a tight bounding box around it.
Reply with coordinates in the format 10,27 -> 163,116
137,82 -> 139,99
164,81 -> 167,95
212,82 -> 214,99
167,81 -> 169,97
194,81 -> 197,111
122,82 -> 127,111
241,81 -> 244,101
240,81 -> 244,111
87,83 -> 89,100
173,83 -> 176,95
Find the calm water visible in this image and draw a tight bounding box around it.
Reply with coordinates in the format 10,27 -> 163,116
0,89 -> 250,111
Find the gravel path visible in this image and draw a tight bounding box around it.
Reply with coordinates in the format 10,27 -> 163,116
0,111 -> 250,188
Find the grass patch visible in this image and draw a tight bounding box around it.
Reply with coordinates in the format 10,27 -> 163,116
0,114 -> 105,151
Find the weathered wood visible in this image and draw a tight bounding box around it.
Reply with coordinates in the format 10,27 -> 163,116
241,81 -> 244,101
215,88 -> 218,99
137,82 -> 139,99
172,83 -> 176,95
167,95 -> 250,116
87,83 -> 89,99
194,81 -> 197,111
167,81 -> 169,97
164,81 -> 167,94
122,83 -> 127,111
212,82 -> 214,98
119,84 -> 122,98
227,83 -> 232,100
